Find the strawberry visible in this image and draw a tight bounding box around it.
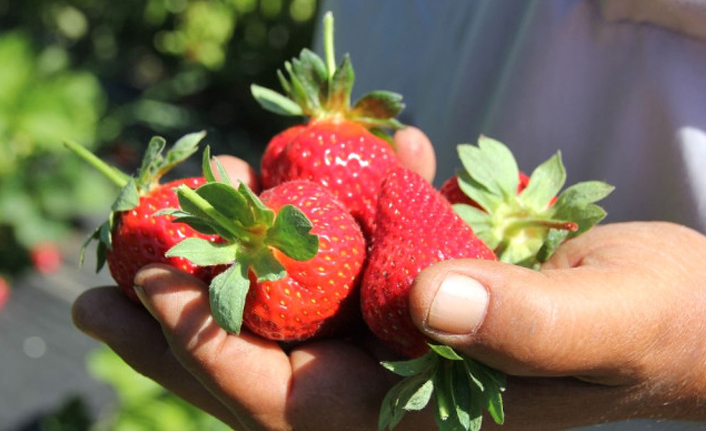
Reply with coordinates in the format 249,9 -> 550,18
0,275 -> 9,312
164,157 -> 366,341
361,166 -> 497,359
362,166 -> 504,431
66,132 -> 219,302
30,241 -> 63,274
252,12 -> 403,237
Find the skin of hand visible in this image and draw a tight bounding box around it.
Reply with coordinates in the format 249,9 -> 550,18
71,127 -> 706,431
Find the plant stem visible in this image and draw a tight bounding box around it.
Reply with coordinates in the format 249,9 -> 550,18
323,11 -> 336,79
64,140 -> 130,188
175,185 -> 257,245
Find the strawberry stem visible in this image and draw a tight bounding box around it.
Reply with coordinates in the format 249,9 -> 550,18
504,217 -> 579,233
174,185 -> 260,247
64,140 -> 130,188
323,11 -> 336,80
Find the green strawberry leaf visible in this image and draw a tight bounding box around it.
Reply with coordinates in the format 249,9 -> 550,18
299,48 -> 328,86
553,181 -> 614,222
250,84 -> 304,117
202,146 -> 218,184
285,61 -> 316,114
378,347 -> 504,431
382,350 -> 437,377
202,146 -> 233,187
265,204 -> 318,261
195,182 -> 253,227
464,359 -> 506,424
429,344 -> 464,361
535,229 -> 569,265
79,222 -> 106,269
520,152 -> 566,211
170,214 -> 222,236
160,130 -> 205,177
328,54 -> 354,112
458,137 -> 519,204
250,248 -> 287,282
176,187 -> 214,223
136,136 -> 167,187
291,56 -> 322,113
404,378 -> 435,411
354,116 -> 405,131
352,91 -> 405,121
238,182 -> 275,227
291,49 -> 328,109
456,171 -> 499,215
95,239 -> 107,273
111,178 -> 140,212
165,238 -> 237,266
433,361 -> 465,429
209,262 -> 251,334
379,369 -> 435,431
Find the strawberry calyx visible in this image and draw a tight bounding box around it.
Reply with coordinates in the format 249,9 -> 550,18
64,131 -> 207,271
380,344 -> 505,431
162,148 -> 319,334
250,11 -> 404,135
451,136 -> 614,268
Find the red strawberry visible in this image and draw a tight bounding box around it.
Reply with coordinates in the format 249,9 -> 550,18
30,242 -> 63,274
105,176 -> 221,301
244,181 -> 366,340
165,163 -> 366,341
365,167 -> 506,431
66,132 -> 219,302
252,12 -> 403,237
0,275 -> 10,312
361,166 -> 496,359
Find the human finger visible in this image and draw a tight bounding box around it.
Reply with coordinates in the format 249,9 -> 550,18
393,126 -> 436,183
133,264 -> 292,431
408,253 -> 670,384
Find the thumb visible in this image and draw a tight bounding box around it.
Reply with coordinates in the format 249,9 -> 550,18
409,258 -> 655,384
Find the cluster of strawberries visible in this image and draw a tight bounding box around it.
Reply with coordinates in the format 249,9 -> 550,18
70,12 -> 612,431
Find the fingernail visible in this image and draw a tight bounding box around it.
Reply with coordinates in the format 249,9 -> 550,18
426,273 -> 489,334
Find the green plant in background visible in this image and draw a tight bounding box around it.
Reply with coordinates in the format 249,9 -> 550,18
0,30 -> 113,277
0,0 -> 319,279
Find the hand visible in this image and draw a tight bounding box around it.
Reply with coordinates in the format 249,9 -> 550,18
72,127 -> 438,431
72,127 -> 706,430
410,221 -> 706,430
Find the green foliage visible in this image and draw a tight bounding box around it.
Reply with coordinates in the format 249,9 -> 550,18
379,345 -> 505,431
0,30 -> 113,275
0,0 -> 320,277
453,136 -> 613,268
